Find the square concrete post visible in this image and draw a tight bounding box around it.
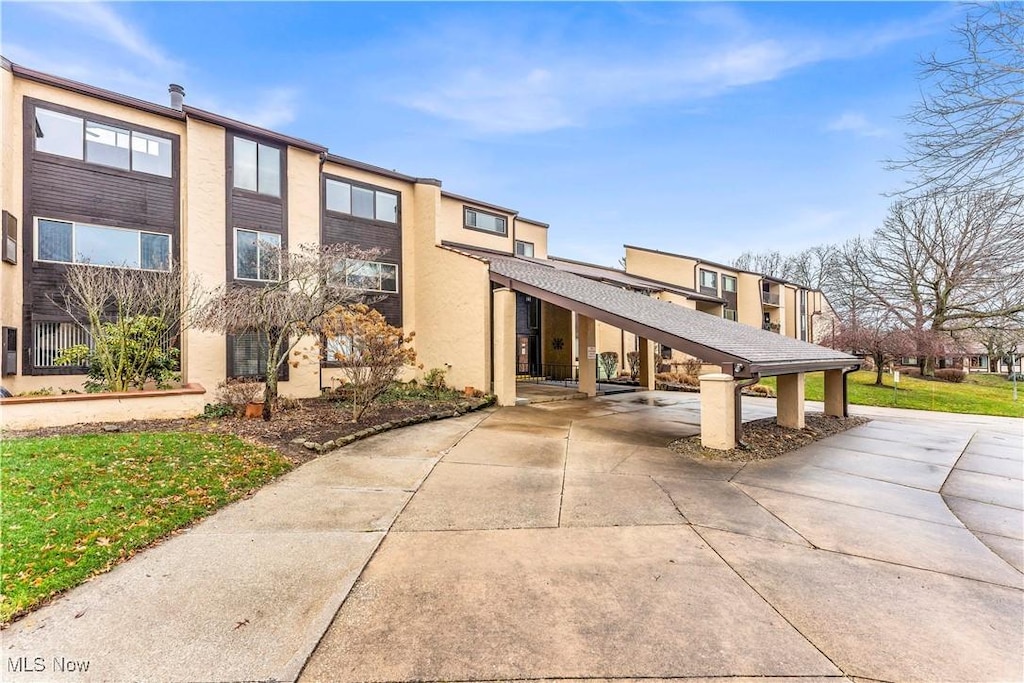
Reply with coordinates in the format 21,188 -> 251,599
577,313 -> 597,397
823,369 -> 845,417
777,372 -> 806,429
492,288 -> 517,407
638,337 -> 657,390
700,373 -> 737,450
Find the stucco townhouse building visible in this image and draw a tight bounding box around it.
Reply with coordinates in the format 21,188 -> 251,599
0,59 -> 857,447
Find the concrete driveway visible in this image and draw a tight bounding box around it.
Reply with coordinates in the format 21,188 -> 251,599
4,392 -> 1022,682
298,393 -> 1023,682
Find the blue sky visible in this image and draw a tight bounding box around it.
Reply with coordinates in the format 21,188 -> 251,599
2,2 -> 964,266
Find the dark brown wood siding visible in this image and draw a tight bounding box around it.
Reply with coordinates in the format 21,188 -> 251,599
22,97 -> 181,376
321,173 -> 403,329
225,133 -> 288,377
225,134 -> 288,284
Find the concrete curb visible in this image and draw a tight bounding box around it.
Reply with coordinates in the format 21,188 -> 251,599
292,396 -> 497,453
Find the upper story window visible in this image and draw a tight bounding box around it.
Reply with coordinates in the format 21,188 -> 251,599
344,259 -> 398,293
464,207 -> 507,236
233,137 -> 280,197
34,107 -> 172,177
722,275 -> 737,293
234,228 -> 281,281
515,240 -> 535,257
723,309 -> 738,322
35,218 -> 170,271
699,269 -> 717,291
325,178 -> 398,223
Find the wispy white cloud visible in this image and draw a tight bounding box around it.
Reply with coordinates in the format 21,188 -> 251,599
216,88 -> 301,130
827,112 -> 888,138
389,6 -> 951,136
37,2 -> 178,72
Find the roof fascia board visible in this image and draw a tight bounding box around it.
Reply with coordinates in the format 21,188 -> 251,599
489,272 -> 746,369
12,63 -> 185,121
183,106 -> 325,152
442,190 -> 518,216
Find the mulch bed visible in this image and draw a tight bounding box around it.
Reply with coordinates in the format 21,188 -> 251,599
669,412 -> 870,462
2,396 -> 492,466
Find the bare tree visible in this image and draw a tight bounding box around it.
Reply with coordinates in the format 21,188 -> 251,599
733,245 -> 837,290
196,242 -> 381,420
832,320 -> 914,386
891,2 -> 1023,194
732,250 -> 785,279
55,262 -> 205,392
853,190 -> 1024,373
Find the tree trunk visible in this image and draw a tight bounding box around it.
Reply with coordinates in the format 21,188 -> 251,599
262,330 -> 282,421
874,353 -> 885,386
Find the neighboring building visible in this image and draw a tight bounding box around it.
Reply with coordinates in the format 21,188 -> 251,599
541,246 -> 837,377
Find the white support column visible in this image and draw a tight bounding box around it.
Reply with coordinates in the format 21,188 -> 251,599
638,337 -> 657,390
492,288 -> 517,407
777,372 -> 806,429
823,369 -> 845,417
578,313 -> 597,397
700,373 -> 738,450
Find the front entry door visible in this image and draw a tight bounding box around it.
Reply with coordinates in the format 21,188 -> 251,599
517,334 -> 540,375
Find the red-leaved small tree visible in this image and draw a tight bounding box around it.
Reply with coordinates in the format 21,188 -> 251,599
323,304 -> 417,421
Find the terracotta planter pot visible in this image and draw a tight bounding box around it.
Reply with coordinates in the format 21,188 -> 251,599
244,402 -> 264,419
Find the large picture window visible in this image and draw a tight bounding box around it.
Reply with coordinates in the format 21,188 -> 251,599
325,178 -> 398,223
35,218 -> 171,270
233,137 -> 281,197
464,207 -> 507,235
34,106 -> 172,177
234,228 -> 281,281
343,259 -> 398,293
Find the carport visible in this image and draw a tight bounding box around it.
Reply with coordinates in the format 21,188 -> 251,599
475,251 -> 860,450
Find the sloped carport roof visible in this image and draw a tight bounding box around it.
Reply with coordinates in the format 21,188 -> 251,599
470,250 -> 859,378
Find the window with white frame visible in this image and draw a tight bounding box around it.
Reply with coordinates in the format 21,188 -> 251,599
343,259 -> 398,293
699,269 -> 717,291
515,240 -> 534,257
722,275 -> 737,293
34,107 -> 172,177
35,218 -> 171,270
233,137 -> 281,197
234,228 -> 281,281
325,178 -> 398,223
723,309 -> 738,322
464,207 -> 507,235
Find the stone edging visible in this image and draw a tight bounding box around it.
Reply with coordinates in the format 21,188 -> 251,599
291,396 -> 496,453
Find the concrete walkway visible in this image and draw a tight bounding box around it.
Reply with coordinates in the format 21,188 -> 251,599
3,393 -> 1022,682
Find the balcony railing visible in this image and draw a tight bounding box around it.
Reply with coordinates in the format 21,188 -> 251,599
761,291 -> 780,306
516,362 -> 579,385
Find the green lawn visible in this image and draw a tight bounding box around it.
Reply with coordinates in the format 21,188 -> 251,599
1,432 -> 291,623
758,371 -> 1023,418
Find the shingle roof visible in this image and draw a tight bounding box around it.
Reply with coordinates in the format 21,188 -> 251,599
545,256 -> 726,304
475,251 -> 859,377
